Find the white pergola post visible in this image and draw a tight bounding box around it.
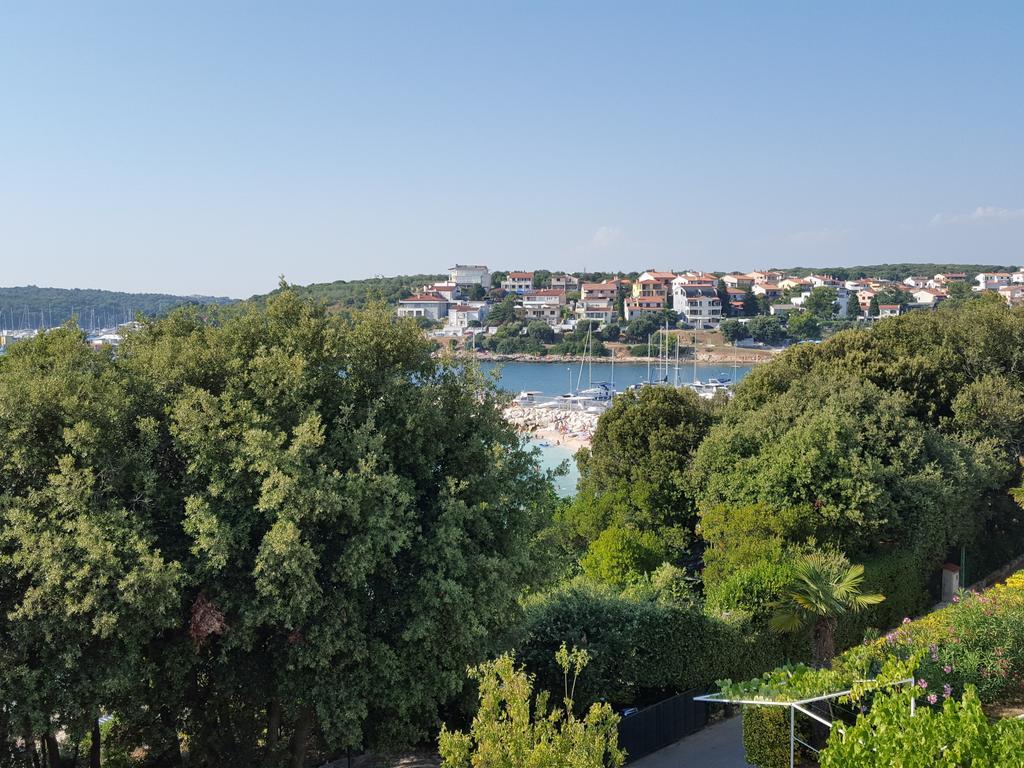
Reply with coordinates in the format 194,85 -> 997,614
790,706 -> 795,768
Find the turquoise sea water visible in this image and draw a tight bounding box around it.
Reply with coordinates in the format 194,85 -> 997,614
479,360 -> 754,397
484,360 -> 755,497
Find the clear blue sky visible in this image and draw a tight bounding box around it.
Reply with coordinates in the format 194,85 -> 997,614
2,2 -> 1022,297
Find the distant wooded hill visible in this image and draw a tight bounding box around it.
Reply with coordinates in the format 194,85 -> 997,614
250,274 -> 447,312
777,263 -> 1019,281
0,286 -> 235,330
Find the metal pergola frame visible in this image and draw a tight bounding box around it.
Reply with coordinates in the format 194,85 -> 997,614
694,677 -> 915,767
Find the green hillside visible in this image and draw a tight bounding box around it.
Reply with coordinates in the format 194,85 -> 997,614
251,274 -> 447,311
0,285 -> 235,330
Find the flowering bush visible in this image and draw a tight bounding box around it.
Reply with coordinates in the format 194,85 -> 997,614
724,571 -> 1024,767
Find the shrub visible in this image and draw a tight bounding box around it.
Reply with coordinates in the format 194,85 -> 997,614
517,585 -> 795,710
820,688 -> 1024,767
580,527 -> 667,587
743,707 -> 804,768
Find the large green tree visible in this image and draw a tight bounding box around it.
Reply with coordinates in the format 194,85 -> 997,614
1,292 -> 558,766
0,325 -> 182,765
563,387 -> 717,565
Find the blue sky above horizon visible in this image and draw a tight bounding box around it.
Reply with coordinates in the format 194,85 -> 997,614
2,1 -> 1022,298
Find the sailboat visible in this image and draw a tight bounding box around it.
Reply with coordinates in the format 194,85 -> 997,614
573,322 -> 617,405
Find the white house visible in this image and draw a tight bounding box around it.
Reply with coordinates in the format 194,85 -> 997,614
446,303 -> 489,330
422,282 -> 461,301
448,265 -> 491,289
580,281 -> 618,302
912,288 -> 947,307
807,274 -> 842,289
672,285 -> 721,328
998,285 -> 1024,307
550,274 -> 580,290
397,295 -> 450,321
502,272 -> 535,294
521,289 -> 566,325
623,296 -> 664,321
877,304 -> 903,318
975,272 -> 1012,291
903,276 -> 931,289
1012,270 -> 1024,284
575,300 -> 615,324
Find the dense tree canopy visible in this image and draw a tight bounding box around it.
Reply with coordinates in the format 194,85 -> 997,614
563,387 -> 718,567
0,292 -> 558,766
695,298 -> 1024,615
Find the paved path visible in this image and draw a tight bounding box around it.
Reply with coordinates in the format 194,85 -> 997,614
631,716 -> 752,768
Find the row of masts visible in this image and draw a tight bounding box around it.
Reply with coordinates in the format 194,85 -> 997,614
0,306 -> 139,332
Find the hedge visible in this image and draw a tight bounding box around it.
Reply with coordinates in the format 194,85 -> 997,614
516,584 -> 803,710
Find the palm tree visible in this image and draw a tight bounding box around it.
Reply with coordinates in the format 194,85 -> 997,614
770,551 -> 885,667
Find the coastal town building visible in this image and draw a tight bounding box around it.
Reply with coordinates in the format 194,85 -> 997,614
580,281 -> 618,302
673,271 -> 718,287
550,274 -> 580,290
422,282 -> 461,301
632,271 -> 676,301
446,303 -> 489,330
623,296 -> 664,321
931,272 -> 967,287
752,283 -> 783,301
975,272 -> 1012,291
502,272 -> 535,294
447,265 -> 491,290
397,294 -> 450,321
998,285 -> 1024,307
912,288 -> 947,307
521,289 -> 567,325
877,304 -> 903,318
672,285 -> 722,328
722,273 -> 754,289
575,300 -> 615,324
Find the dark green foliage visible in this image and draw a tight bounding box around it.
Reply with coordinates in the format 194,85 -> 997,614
785,311 -> 820,339
253,273 -> 446,312
623,315 -> 661,343
803,287 -> 838,318
551,338 -> 607,356
527,321 -> 556,343
719,319 -> 750,343
484,296 -> 519,326
698,300 -> 1024,647
743,707 -> 803,768
0,285 -> 234,329
0,293 -> 557,764
746,315 -> 784,344
517,586 -> 799,710
566,386 -> 716,558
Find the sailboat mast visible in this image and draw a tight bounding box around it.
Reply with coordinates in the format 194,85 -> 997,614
646,334 -> 651,382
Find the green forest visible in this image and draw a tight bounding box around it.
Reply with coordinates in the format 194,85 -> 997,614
0,287 -> 234,331
249,274 -> 447,313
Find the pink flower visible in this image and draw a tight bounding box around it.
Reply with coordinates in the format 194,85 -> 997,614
927,694 -> 938,705
943,665 -> 952,674
902,617 -> 912,624
952,595 -> 960,603
917,679 -> 928,689
943,684 -> 953,698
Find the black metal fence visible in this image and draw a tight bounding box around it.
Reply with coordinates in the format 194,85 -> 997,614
617,688 -> 710,763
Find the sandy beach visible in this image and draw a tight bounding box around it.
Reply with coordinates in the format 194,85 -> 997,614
503,403 -> 599,452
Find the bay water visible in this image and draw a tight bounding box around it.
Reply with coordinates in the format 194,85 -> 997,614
480,360 -> 755,497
